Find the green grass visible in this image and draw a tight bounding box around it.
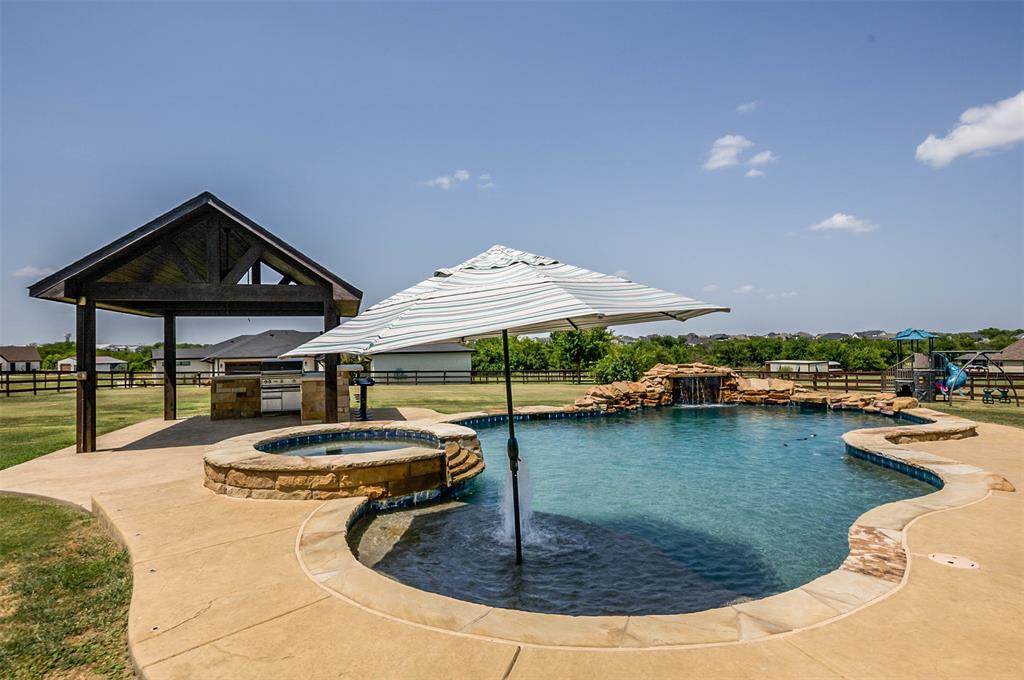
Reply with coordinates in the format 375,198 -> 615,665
0,497 -> 132,679
923,399 -> 1024,429
367,383 -> 590,413
0,386 -> 210,470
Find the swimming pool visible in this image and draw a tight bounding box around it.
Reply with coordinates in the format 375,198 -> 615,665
350,405 -> 935,616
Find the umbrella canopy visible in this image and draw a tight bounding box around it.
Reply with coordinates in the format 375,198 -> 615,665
283,245 -> 728,357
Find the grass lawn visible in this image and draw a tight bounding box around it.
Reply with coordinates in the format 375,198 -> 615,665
923,399 -> 1024,430
0,386 -> 210,471
0,497 -> 132,679
368,382 -> 590,413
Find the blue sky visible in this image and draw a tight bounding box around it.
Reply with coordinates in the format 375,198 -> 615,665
2,1 -> 1021,345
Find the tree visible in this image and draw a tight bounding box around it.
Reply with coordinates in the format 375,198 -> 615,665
594,345 -> 644,384
549,329 -> 612,373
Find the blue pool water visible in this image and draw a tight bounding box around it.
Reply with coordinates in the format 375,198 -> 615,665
352,406 -> 934,615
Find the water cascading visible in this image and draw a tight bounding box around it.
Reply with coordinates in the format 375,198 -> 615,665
674,376 -> 723,405
502,457 -> 535,543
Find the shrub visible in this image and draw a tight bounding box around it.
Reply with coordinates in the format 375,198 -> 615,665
594,345 -> 643,384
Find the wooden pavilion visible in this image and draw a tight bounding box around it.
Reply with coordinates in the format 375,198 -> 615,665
29,192 -> 362,452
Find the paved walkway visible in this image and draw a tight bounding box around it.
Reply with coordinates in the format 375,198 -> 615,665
1,414 -> 1021,679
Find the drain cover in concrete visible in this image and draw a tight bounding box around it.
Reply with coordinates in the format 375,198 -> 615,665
928,553 -> 978,569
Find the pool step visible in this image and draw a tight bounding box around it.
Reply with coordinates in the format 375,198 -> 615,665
446,448 -> 470,469
450,457 -> 485,485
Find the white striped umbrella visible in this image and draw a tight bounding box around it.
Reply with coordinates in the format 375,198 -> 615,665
283,245 -> 728,562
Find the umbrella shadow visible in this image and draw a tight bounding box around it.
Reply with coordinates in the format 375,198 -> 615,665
351,503 -> 784,616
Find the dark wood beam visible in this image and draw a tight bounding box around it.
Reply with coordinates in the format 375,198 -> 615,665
84,282 -> 326,303
206,221 -> 221,283
164,241 -> 203,283
250,261 -> 261,284
164,313 -> 177,420
222,244 -> 264,285
76,297 -> 96,453
277,274 -> 293,285
323,299 -> 339,424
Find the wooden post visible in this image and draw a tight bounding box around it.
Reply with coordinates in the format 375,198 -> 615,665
76,297 -> 96,453
323,299 -> 339,424
164,313 -> 177,420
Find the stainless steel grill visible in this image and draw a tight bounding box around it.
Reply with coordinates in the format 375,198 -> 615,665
260,370 -> 301,413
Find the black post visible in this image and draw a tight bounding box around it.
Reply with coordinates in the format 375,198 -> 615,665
502,330 -> 523,564
76,297 -> 96,452
164,313 -> 177,420
323,299 -> 339,423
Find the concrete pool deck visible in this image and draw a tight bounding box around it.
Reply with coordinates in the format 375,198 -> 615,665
0,410 -> 1021,678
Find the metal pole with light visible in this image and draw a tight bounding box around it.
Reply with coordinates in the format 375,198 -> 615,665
502,329 -> 524,564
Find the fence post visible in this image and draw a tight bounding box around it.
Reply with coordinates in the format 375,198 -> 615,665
969,375 -> 975,401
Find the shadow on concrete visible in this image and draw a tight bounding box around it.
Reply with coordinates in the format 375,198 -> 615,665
113,415 -> 302,452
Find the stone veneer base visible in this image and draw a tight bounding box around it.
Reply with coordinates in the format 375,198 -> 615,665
203,420 -> 484,502
294,404 -> 1014,649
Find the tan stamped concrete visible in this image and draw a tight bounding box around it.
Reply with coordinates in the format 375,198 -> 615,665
1,410 -> 1022,679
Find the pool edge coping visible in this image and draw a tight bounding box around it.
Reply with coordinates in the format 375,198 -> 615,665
293,404 -> 1015,650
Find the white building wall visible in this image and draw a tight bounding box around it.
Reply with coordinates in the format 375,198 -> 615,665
370,352 -> 472,382
152,359 -> 212,373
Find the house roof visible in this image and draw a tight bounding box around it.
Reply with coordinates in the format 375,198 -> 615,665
372,342 -> 473,355
27,192 -> 362,318
203,330 -> 320,361
993,338 -> 1024,362
0,346 -> 41,362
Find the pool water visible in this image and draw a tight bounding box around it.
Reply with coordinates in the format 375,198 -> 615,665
262,437 -> 425,456
351,406 -> 934,616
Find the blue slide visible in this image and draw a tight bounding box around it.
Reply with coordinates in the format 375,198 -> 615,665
936,362 -> 968,395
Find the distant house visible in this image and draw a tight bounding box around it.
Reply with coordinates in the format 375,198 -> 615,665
152,346 -> 215,374
98,343 -> 145,352
817,332 -> 851,341
709,333 -> 729,341
369,342 -> 473,382
765,360 -> 842,373
57,356 -> 128,372
0,346 -> 42,372
855,330 -> 891,340
990,339 -> 1024,374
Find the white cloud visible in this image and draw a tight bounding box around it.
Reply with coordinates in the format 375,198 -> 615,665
809,212 -> 880,234
476,173 -> 495,190
424,176 -> 453,190
613,269 -> 631,279
736,101 -> 759,114
747,150 -> 778,166
702,284 -> 720,292
745,168 -> 765,178
703,135 -> 753,170
916,91 -> 1024,168
422,169 -> 473,190
12,265 -> 55,278
781,291 -> 798,298
734,284 -> 755,294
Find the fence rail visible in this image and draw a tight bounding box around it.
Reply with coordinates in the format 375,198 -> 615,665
733,369 -> 1024,401
3,368 -> 1020,398
0,368 -> 595,395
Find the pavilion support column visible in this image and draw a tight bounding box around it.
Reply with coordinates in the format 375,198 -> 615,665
323,300 -> 339,424
164,313 -> 177,420
76,297 -> 96,453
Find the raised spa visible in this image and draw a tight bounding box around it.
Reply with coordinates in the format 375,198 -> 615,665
257,431 -> 433,456
350,406 -> 937,616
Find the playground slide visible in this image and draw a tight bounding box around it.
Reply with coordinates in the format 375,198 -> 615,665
936,362 -> 969,394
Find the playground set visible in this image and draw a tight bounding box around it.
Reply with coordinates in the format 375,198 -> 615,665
889,329 -> 1020,406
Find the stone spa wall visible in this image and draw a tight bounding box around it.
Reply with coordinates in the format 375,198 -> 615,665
204,421 -> 484,502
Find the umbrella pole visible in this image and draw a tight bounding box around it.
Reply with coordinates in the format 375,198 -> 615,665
502,329 -> 524,564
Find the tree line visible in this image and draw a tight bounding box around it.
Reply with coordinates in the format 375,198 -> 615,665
471,328 -> 1023,383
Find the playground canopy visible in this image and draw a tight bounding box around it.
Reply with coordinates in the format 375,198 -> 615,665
894,328 -> 937,341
